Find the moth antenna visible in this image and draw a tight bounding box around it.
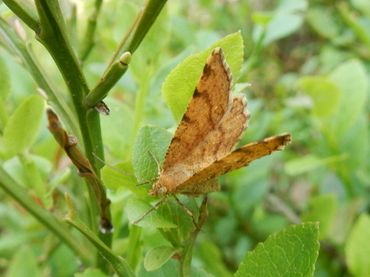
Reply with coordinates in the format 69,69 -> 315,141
92,152 -> 134,177
136,177 -> 157,187
148,150 -> 161,174
132,197 -> 167,225
173,195 -> 198,227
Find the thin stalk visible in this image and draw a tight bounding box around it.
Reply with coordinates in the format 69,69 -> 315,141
126,0 -> 167,53
0,167 -> 93,265
34,0 -> 95,162
84,52 -> 131,108
3,0 -> 39,32
79,0 -> 103,62
65,194 -> 135,277
180,196 -> 208,277
34,1 -> 112,270
104,0 -> 167,75
105,11 -> 141,71
127,225 -> 142,269
47,109 -> 112,232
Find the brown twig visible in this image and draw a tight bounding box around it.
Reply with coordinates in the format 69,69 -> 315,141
47,108 -> 112,232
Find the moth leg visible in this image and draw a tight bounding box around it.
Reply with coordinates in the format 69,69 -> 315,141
197,195 -> 208,228
92,152 -> 134,177
134,150 -> 162,187
136,178 -> 157,187
133,196 -> 167,225
173,195 -> 198,227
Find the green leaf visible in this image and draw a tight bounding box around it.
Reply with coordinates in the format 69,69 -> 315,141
0,232 -> 42,257
262,14 -> 304,45
197,239 -> 233,277
144,246 -> 177,271
285,154 -> 346,176
125,198 -> 177,229
3,95 -> 45,156
301,195 -> 337,239
162,32 -> 244,121
75,268 -> 109,277
254,0 -> 307,45
297,76 -> 341,118
340,114 -> 369,170
329,60 -> 368,137
307,7 -> 340,39
6,246 -> 41,277
345,214 -> 370,277
50,245 -> 79,277
138,259 -> 180,277
101,161 -> 146,196
234,223 -> 320,277
132,125 -> 172,183
101,99 -> 134,159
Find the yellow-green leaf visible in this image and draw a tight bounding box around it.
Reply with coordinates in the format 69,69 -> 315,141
162,32 -> 244,121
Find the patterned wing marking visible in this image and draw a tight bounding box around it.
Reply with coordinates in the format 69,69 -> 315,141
176,134 -> 292,194
162,48 -> 232,171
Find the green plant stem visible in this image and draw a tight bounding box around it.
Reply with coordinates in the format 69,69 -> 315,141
84,52 -> 131,108
66,3 -> 78,50
3,0 -> 39,32
65,211 -> 135,277
126,0 -> 167,53
34,0 -> 103,208
0,18 -> 79,136
79,0 -> 103,62
104,0 -> 167,76
34,1 -> 112,270
34,0 -> 95,163
180,196 -> 208,277
0,167 -> 93,265
105,12 -> 141,72
127,225 -> 142,269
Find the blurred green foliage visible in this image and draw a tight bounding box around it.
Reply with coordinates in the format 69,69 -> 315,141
0,0 -> 369,276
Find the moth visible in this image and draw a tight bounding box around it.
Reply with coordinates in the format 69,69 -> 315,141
150,47 -> 291,197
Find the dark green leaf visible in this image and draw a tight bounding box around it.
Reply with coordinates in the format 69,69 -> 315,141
234,223 -> 320,277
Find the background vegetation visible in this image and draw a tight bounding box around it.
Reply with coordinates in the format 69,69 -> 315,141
0,0 -> 369,276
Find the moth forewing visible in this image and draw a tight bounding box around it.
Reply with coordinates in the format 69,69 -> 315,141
150,47 -> 291,198
175,133 -> 292,193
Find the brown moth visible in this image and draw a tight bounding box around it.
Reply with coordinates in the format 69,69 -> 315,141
150,47 -> 291,197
